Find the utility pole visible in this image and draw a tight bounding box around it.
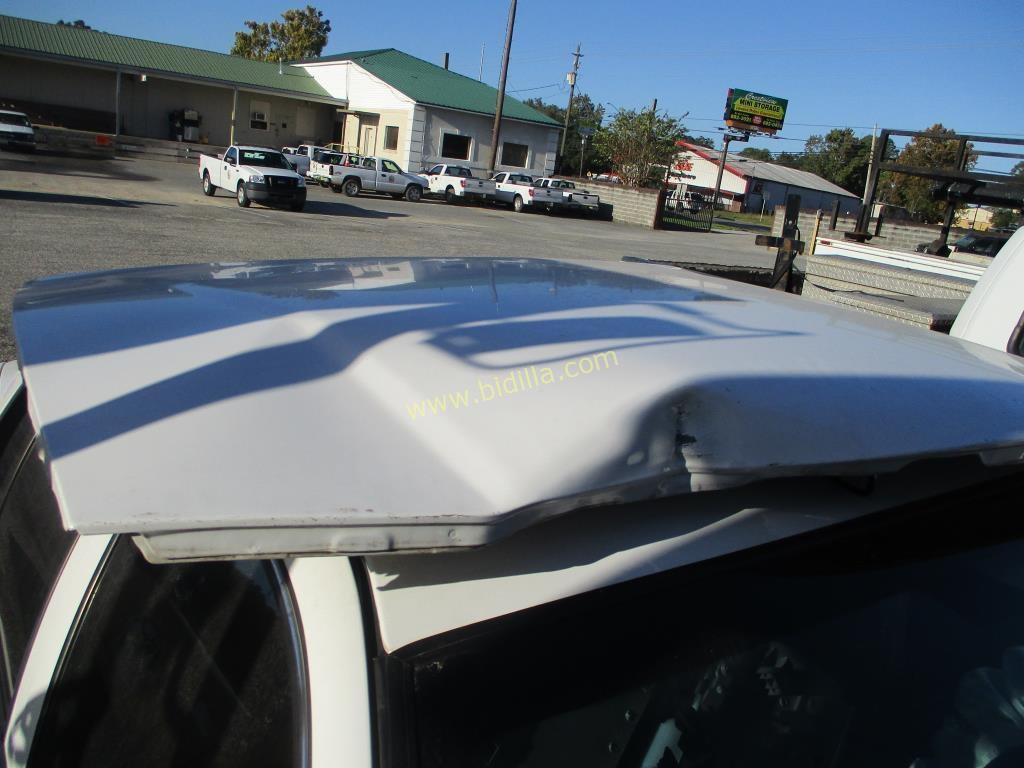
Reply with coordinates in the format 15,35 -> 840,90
559,44 -> 583,163
478,43 -> 485,81
488,0 -> 517,174
709,131 -> 748,229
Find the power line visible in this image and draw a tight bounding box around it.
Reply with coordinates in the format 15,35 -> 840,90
508,82 -> 561,93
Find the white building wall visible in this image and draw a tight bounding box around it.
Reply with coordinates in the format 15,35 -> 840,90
670,149 -> 747,196
421,107 -> 557,177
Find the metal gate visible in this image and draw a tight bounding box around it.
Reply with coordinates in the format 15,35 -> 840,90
659,196 -> 715,232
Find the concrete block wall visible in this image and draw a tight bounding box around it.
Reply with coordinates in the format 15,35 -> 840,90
771,207 -> 972,254
562,179 -> 662,228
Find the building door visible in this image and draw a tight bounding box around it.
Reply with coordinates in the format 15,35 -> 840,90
362,125 -> 376,156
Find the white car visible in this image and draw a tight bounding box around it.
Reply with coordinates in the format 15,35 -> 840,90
490,171 -> 563,212
0,109 -> 36,150
422,164 -> 496,203
3,253 -> 1024,767
198,145 -> 307,210
330,156 -> 426,201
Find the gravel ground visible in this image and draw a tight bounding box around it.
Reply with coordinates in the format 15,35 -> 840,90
0,150 -> 776,361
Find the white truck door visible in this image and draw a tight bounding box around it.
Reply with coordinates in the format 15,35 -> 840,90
223,147 -> 239,190
379,159 -> 405,193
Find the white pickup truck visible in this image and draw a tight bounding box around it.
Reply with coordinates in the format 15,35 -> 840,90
281,144 -> 327,176
491,171 -> 564,213
330,156 -> 426,202
199,145 -> 307,211
307,150 -> 360,188
535,177 -> 600,214
422,164 -> 496,203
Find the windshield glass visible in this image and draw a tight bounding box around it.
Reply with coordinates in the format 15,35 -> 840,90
238,150 -> 292,169
0,113 -> 31,128
509,174 -> 533,184
405,472 -> 1024,768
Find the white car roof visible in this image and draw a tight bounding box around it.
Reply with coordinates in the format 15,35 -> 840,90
12,257 -> 1024,563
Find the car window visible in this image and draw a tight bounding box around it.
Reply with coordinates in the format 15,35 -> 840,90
362,158 -> 377,170
239,150 -> 291,169
401,472 -> 1024,768
0,395 -> 77,721
381,159 -> 401,173
28,537 -> 305,768
427,165 -> 443,175
457,167 -> 474,179
224,147 -> 237,163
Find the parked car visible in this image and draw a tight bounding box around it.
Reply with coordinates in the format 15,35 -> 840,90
534,177 -> 600,214
4,240 -> 1024,767
307,149 -> 360,187
199,145 -> 307,211
915,232 -> 1010,257
0,109 -> 36,150
422,164 -> 496,203
281,144 -> 327,175
490,171 -> 562,212
330,156 -> 426,201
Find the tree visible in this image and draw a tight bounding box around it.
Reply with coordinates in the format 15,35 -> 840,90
738,147 -> 773,161
881,124 -> 974,223
525,94 -> 607,176
231,6 -> 331,62
800,128 -> 874,195
593,108 -> 687,187
1012,161 -> 1024,176
991,209 -> 1019,229
57,19 -> 91,29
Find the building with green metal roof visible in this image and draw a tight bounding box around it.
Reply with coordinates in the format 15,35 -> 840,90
298,49 -> 562,177
0,14 -> 346,147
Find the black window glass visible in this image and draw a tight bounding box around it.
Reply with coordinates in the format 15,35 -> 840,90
441,133 -> 471,160
0,397 -> 76,715
406,472 -> 1024,768
502,142 -> 529,168
29,537 -> 304,768
384,126 -> 399,151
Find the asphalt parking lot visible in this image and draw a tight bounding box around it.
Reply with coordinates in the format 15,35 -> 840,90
0,150 -> 773,361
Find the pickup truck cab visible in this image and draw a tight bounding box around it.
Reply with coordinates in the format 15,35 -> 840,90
423,164 -> 496,203
535,177 -> 600,214
0,109 -> 35,150
281,144 -> 326,175
199,145 -> 307,211
491,171 -> 563,213
307,150 -> 360,187
4,254 -> 1024,767
331,156 -> 426,201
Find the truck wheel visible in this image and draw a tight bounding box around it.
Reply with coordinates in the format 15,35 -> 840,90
202,171 -> 216,196
405,184 -> 423,202
236,183 -> 250,208
445,186 -> 457,204
343,179 -> 361,197
513,194 -> 525,213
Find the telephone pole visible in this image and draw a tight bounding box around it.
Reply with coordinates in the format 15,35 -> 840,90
559,44 -> 583,163
487,0 -> 517,173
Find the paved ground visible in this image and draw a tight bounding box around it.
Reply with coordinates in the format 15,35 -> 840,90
0,150 -> 774,360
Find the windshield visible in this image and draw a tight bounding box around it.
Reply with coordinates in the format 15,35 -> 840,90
403,472 -> 1024,768
0,113 -> 31,128
508,174 -> 533,184
238,150 -> 292,169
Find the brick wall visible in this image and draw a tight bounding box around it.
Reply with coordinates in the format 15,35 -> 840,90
771,206 -> 973,254
556,177 -> 663,228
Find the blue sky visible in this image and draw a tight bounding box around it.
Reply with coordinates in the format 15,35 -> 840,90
7,0 -> 1024,168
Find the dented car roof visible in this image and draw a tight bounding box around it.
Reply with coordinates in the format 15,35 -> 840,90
12,257 -> 1024,561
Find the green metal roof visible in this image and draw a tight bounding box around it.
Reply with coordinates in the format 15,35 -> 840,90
308,48 -> 560,127
0,15 -> 335,101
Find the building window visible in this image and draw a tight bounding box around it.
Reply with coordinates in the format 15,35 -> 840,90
384,126 -> 399,151
250,100 -> 270,131
501,142 -> 529,168
441,133 -> 471,161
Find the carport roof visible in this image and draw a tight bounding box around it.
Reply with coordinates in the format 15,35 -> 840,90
301,48 -> 560,127
0,14 -> 337,102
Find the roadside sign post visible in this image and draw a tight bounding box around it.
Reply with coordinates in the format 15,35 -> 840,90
578,126 -> 594,178
709,131 -> 748,230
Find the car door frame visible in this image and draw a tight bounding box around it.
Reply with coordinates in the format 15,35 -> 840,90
4,538 -> 373,768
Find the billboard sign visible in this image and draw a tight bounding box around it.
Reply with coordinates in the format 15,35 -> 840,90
723,88 -> 788,133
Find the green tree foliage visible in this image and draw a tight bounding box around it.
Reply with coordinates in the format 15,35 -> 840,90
1012,160 -> 1024,176
800,128 -> 874,194
880,124 -> 974,223
56,19 -> 91,29
231,6 -> 331,62
524,94 -> 607,176
738,147 -> 773,161
593,108 -> 687,187
991,209 -> 1018,229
